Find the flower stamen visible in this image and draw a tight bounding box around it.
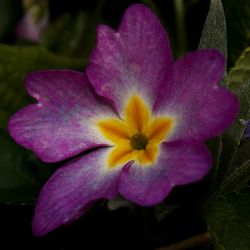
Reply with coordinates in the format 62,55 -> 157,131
96,94 -> 175,168
130,133 -> 148,150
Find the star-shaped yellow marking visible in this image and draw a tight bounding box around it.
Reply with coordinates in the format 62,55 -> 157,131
97,95 -> 175,168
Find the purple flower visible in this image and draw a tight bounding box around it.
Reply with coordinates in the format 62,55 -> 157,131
8,4 -> 239,236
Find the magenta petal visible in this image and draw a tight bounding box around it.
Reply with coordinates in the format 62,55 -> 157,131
154,49 -> 239,141
119,141 -> 212,206
32,147 -> 120,236
87,4 -> 173,113
163,141 -> 212,185
8,70 -> 115,163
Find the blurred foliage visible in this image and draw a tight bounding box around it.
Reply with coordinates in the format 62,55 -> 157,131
41,12 -> 88,57
0,130 -> 52,204
0,44 -> 84,129
0,0 -> 22,40
42,0 -> 105,58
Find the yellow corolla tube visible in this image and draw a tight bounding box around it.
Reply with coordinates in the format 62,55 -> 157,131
97,95 -> 175,168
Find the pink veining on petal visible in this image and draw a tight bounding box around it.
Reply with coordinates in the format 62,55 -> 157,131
119,141 -> 212,206
87,4 -> 173,113
6,4 -> 240,237
32,147 -> 121,236
154,49 -> 239,142
8,70 -> 116,163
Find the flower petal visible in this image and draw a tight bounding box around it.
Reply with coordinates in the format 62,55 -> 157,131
8,70 -> 115,163
32,147 -> 121,236
119,141 -> 212,206
125,95 -> 151,134
87,4 -> 173,113
154,49 -> 239,141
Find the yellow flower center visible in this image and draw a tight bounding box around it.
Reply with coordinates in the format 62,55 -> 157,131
97,95 -> 175,169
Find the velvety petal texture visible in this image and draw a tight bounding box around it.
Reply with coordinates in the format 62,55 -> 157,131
119,141 -> 212,206
87,4 -> 173,113
9,70 -> 115,162
32,147 -> 121,236
154,49 -> 239,142
7,3 -> 239,237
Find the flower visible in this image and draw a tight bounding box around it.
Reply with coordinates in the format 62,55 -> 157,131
8,4 -> 239,236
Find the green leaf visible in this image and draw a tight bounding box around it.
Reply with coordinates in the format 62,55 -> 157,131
207,188 -> 250,250
0,44 -> 84,129
0,129 -> 53,204
199,0 -> 227,55
227,80 -> 250,146
206,137 -> 222,192
228,47 -> 250,92
199,0 -> 227,86
213,139 -> 250,196
216,160 -> 250,195
227,139 -> 250,175
198,0 -> 228,192
222,0 -> 250,67
216,80 -> 250,186
207,140 -> 250,249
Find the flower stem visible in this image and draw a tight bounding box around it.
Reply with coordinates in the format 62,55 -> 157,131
155,232 -> 212,250
174,0 -> 187,56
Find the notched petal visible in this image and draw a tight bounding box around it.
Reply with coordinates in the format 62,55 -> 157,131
8,70 -> 116,163
87,4 -> 173,113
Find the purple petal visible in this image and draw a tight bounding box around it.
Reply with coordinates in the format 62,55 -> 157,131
32,147 -> 120,236
87,4 -> 173,113
9,70 -> 115,163
119,141 -> 212,206
154,49 -> 239,142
